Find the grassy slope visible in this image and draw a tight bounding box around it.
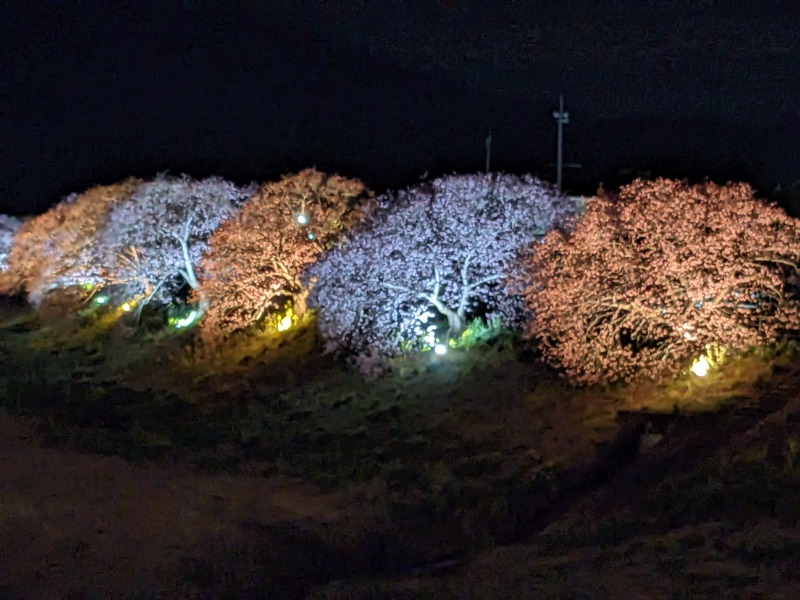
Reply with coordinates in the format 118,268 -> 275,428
2,300 -> 800,597
312,364 -> 800,599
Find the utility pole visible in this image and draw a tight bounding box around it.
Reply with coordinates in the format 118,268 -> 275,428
552,94 -> 569,192
548,95 -> 580,192
485,130 -> 492,173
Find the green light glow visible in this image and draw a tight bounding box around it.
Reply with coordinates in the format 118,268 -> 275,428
174,309 -> 199,328
94,295 -> 108,305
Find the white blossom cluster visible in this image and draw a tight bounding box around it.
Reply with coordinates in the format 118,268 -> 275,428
307,172 -> 573,358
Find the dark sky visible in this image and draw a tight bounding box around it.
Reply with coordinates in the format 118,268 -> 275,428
2,0 -> 799,215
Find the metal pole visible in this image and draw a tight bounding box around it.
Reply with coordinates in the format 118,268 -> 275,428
485,130 -> 492,173
556,96 -> 563,191
552,95 -> 569,192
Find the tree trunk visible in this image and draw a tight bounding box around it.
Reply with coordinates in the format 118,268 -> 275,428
293,290 -> 308,317
178,237 -> 200,290
429,297 -> 464,339
446,311 -> 464,339
195,293 -> 209,316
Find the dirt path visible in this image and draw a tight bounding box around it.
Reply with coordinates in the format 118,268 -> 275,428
0,412 -> 366,599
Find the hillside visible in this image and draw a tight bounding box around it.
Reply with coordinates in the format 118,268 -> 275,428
1,299 -> 800,597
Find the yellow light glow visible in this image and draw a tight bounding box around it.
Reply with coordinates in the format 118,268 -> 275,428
277,315 -> 292,331
691,355 -> 710,377
121,302 -> 132,312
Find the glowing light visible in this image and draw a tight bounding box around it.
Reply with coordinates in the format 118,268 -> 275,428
175,309 -> 199,328
81,283 -> 93,291
94,295 -> 108,305
121,302 -> 132,312
277,314 -> 292,331
691,355 -> 710,377
296,213 -> 309,225
307,232 -> 315,240
434,343 -> 447,355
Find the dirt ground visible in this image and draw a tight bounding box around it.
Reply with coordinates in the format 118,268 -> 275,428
5,382 -> 800,599
0,412 -> 372,599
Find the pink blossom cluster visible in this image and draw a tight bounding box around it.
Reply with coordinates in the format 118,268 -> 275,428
0,180 -> 141,305
197,169 -> 372,343
520,178 -> 800,384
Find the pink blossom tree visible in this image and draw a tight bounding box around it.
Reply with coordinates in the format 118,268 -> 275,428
308,173 -> 573,356
519,178 -> 800,385
0,180 -> 141,306
100,174 -> 252,307
197,169 -> 372,343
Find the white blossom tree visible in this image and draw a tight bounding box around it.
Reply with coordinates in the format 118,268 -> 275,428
307,173 -> 573,356
0,214 -> 24,296
100,173 -> 252,307
0,214 -> 22,273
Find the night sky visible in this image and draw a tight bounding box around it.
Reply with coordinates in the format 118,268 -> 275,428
2,1 -> 799,215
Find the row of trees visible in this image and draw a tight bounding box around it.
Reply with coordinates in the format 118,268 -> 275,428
1,170 -> 798,384
0,175 -> 251,308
